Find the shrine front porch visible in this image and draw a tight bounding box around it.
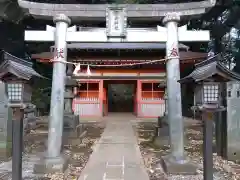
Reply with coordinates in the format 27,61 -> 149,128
73,79 -> 166,119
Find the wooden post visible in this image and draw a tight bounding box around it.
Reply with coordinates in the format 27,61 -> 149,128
203,111 -> 214,180
12,107 -> 24,180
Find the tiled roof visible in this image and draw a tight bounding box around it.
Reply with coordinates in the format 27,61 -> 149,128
0,51 -> 44,80
179,54 -> 240,83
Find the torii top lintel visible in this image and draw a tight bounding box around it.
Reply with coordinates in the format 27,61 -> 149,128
18,0 -> 216,21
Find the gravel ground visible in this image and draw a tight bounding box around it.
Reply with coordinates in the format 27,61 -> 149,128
0,122 -> 105,180
63,123 -> 105,180
135,121 -> 240,180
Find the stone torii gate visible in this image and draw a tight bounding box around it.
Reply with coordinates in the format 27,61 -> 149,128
24,6 -> 213,173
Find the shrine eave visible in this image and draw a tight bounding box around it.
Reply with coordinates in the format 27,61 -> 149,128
18,0 -> 216,21
72,76 -> 165,80
31,50 -> 207,64
179,54 -> 240,83
65,42 -> 189,50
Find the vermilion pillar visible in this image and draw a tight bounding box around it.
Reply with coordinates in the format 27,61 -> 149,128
137,80 -> 141,117
99,80 -> 104,117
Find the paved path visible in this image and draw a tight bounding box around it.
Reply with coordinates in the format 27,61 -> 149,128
78,119 -> 149,180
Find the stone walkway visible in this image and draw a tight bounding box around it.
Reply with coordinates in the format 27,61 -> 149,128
78,119 -> 149,180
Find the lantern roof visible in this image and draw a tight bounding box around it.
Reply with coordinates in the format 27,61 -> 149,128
179,54 -> 240,83
0,50 -> 44,80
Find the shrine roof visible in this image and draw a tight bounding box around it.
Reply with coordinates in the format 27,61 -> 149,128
18,0 -> 215,21
0,51 -> 43,80
179,54 -> 240,83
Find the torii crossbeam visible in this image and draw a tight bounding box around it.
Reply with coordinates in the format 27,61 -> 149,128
25,25 -> 209,42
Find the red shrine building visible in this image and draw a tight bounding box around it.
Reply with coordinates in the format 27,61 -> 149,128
32,42 -> 207,118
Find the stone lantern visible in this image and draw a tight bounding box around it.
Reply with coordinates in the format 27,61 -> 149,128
162,89 -> 168,125
163,90 -> 168,115
64,64 -> 79,129
0,50 -> 43,180
179,54 -> 240,180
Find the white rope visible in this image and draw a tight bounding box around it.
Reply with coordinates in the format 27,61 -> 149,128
50,56 -> 179,76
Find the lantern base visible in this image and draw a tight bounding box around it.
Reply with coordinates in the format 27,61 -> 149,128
0,146 -> 12,161
161,154 -> 197,175
153,126 -> 169,147
161,114 -> 169,125
63,114 -> 79,129
33,154 -> 68,174
68,123 -> 85,138
227,147 -> 240,161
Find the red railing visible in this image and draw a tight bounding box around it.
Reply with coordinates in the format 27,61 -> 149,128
137,98 -> 165,118
73,98 -> 101,117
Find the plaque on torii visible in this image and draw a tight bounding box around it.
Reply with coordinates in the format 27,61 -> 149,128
106,6 -> 127,38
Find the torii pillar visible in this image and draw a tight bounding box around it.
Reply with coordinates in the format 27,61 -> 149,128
34,14 -> 70,174
161,13 -> 197,174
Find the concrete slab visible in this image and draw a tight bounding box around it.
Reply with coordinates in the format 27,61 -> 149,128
78,120 -> 149,180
